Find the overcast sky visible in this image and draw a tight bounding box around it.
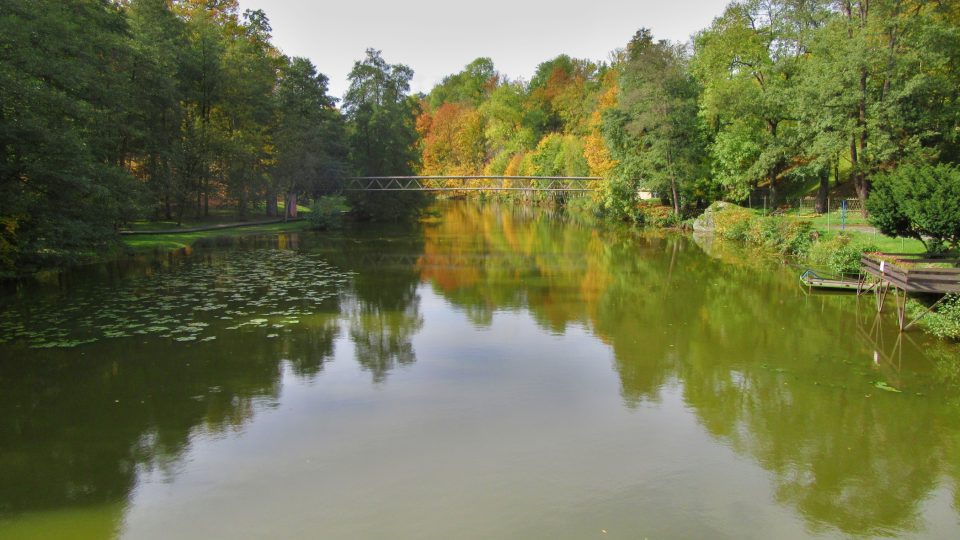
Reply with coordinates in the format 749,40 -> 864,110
237,0 -> 732,100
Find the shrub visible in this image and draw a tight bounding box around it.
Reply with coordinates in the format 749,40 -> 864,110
867,163 -> 960,254
748,217 -> 813,256
308,195 -> 349,230
712,205 -> 753,240
909,295 -> 960,341
638,203 -> 678,228
346,191 -> 429,222
808,234 -> 879,275
600,173 -> 645,224
715,211 -> 812,257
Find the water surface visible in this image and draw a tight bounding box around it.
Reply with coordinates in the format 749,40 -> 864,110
1,202 -> 959,539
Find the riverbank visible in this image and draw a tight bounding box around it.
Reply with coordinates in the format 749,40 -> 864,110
121,219 -> 312,252
689,201 -> 959,343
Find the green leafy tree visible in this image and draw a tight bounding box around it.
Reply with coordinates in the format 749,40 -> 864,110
127,0 -> 191,220
691,0 -> 810,204
343,49 -> 426,220
479,81 -> 538,156
0,0 -> 139,270
176,5 -> 227,222
427,57 -> 497,109
216,9 -> 281,218
866,163 -> 960,254
273,56 -> 349,217
798,1 -> 960,210
603,29 -> 708,216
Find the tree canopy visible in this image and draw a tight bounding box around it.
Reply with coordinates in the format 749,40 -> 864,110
2,0 -> 960,271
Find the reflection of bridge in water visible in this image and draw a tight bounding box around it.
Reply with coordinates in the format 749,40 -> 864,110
344,176 -> 602,192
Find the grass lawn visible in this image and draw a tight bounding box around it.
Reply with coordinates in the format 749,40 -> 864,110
816,228 -> 927,255
743,205 -> 928,255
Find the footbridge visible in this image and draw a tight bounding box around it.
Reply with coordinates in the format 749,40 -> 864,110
344,176 -> 602,192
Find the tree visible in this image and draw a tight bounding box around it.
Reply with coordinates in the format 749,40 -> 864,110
273,56 -> 348,218
216,9 -> 281,218
417,102 -> 486,176
0,0 -> 139,271
427,57 -> 497,109
866,163 -> 960,254
127,0 -> 190,220
799,1 -> 960,211
528,55 -> 600,136
603,29 -> 708,216
343,49 -> 425,220
691,0 -> 813,204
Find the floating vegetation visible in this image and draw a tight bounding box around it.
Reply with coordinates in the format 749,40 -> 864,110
0,249 -> 353,349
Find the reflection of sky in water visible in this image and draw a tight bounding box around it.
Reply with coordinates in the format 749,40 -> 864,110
117,288 -> 805,539
118,284 -> 960,539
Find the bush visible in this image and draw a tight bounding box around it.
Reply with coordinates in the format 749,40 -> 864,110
808,234 -> 879,275
711,205 -> 753,240
909,295 -> 960,341
308,195 -> 349,230
713,210 -> 812,257
600,174 -> 645,224
867,163 -> 960,254
748,217 -> 813,256
346,191 -> 430,222
638,203 -> 679,228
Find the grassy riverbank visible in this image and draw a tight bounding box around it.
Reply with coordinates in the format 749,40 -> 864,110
122,219 -> 312,252
691,202 -> 959,343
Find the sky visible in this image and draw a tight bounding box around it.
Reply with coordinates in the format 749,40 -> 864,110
237,0 -> 732,100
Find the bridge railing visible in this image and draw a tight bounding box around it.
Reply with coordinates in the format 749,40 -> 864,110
343,176 -> 602,192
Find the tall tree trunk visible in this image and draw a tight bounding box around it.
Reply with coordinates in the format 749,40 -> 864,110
670,178 -> 680,216
238,188 -> 247,220
857,67 -> 869,215
286,193 -> 298,219
266,190 -> 277,217
815,168 -> 829,214
849,131 -> 860,206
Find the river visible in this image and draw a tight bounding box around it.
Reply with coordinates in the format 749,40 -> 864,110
1,202 -> 958,539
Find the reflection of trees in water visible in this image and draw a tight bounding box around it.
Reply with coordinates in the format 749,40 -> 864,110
348,297 -> 423,384
283,315 -> 340,380
302,225 -> 427,384
417,202 -> 960,536
0,255 -> 343,519
0,223 -> 429,522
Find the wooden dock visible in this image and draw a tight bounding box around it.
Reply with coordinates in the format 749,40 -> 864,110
799,270 -> 862,291
860,253 -> 960,330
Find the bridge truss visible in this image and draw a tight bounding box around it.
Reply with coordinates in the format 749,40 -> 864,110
343,176 -> 602,192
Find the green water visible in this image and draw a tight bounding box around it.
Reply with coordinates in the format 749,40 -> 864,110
1,202 -> 958,539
